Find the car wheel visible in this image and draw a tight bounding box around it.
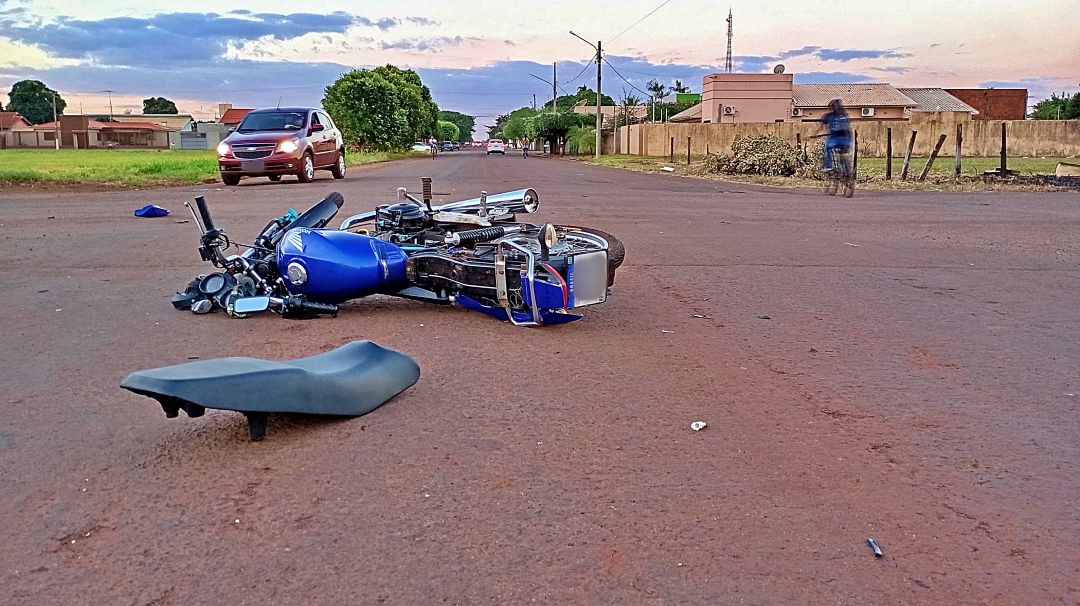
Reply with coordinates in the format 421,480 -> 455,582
297,152 -> 315,183
331,152 -> 346,179
221,174 -> 240,186
268,175 -> 282,182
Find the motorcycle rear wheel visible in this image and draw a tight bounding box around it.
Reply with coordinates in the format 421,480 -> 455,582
559,227 -> 624,287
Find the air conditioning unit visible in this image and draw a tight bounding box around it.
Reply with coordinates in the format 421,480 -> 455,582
791,108 -> 803,117
861,107 -> 875,117
723,106 -> 736,115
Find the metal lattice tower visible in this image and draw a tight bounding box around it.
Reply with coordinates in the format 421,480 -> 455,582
725,7 -> 734,72
724,8 -> 733,73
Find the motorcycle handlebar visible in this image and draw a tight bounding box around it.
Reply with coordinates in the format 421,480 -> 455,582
194,196 -> 216,232
296,299 -> 338,316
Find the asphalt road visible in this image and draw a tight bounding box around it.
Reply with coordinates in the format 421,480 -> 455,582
2,149 -> 1079,604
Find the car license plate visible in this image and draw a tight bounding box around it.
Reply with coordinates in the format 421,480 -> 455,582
241,160 -> 265,172
567,251 -> 607,308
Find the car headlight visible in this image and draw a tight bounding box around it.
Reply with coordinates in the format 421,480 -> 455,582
279,140 -> 299,153
216,142 -> 230,156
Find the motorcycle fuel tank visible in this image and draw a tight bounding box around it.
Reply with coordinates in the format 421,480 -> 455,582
277,228 -> 408,304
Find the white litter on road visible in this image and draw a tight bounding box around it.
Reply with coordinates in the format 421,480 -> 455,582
691,421 -> 707,431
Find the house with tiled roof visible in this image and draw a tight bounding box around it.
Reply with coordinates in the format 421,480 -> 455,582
792,84 -> 917,121
0,112 -> 33,148
896,88 -> 978,116
219,107 -> 253,126
24,115 -> 176,148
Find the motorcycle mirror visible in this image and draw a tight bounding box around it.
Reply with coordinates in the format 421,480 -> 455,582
232,296 -> 271,314
397,187 -> 407,200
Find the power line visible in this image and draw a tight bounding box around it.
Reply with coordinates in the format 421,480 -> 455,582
607,0 -> 674,45
561,59 -> 595,88
603,56 -> 652,100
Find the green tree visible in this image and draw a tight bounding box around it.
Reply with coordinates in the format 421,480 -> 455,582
142,97 -> 178,114
646,79 -> 667,102
372,64 -> 439,139
672,79 -> 691,93
543,85 -> 615,111
437,120 -> 460,142
574,126 -> 596,154
499,107 -> 539,140
487,113 -> 510,139
1031,92 -> 1080,120
323,69 -> 411,151
7,80 -> 66,125
438,110 -> 475,141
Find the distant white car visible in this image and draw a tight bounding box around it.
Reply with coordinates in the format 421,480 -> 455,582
486,139 -> 505,155
411,142 -> 431,152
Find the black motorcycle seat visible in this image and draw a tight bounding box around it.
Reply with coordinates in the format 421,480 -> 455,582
121,341 -> 419,417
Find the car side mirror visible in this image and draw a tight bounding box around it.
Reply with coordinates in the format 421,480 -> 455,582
310,124 -> 325,133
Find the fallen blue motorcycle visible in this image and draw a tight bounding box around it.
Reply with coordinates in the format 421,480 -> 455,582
173,179 -> 623,326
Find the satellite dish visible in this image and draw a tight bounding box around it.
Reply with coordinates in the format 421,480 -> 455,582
773,64 -> 786,74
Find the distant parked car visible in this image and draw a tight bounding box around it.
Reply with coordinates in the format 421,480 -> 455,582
411,142 -> 431,152
452,141 -> 461,150
441,141 -> 454,152
486,139 -> 505,155
217,107 -> 345,185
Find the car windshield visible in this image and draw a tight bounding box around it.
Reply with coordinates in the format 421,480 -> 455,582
237,112 -> 307,133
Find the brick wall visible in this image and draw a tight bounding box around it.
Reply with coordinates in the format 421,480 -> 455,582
945,89 -> 1028,120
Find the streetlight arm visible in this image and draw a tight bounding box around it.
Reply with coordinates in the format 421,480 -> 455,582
569,31 -> 597,51
529,74 -> 553,86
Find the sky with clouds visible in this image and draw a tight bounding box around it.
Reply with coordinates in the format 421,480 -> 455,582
1,0 -> 1077,130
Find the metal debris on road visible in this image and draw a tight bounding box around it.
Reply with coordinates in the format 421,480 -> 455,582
662,330 -> 674,333
809,347 -> 818,353
692,314 -> 711,319
175,220 -> 190,224
866,538 -> 883,557
691,421 -> 707,431
758,315 -> 771,320
844,242 -> 860,247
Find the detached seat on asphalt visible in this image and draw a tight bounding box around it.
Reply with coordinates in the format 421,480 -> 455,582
121,341 -> 420,440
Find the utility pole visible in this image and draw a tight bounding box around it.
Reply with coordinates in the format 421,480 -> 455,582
533,94 -> 536,110
51,92 -> 59,150
570,31 -> 602,158
553,62 -> 557,112
596,40 -> 602,158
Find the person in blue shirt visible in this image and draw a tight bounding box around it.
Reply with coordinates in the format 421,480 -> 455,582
815,99 -> 852,176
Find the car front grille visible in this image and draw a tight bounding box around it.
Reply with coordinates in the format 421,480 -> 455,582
234,150 -> 273,160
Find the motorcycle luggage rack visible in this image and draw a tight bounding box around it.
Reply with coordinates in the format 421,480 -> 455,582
495,239 -> 541,326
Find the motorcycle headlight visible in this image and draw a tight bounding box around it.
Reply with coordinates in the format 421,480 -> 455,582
216,142 -> 230,156
542,223 -> 558,249
279,139 -> 299,154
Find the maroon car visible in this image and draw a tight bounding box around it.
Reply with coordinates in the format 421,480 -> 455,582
216,107 -> 346,185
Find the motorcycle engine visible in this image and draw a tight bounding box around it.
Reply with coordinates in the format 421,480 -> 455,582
377,203 -> 427,233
